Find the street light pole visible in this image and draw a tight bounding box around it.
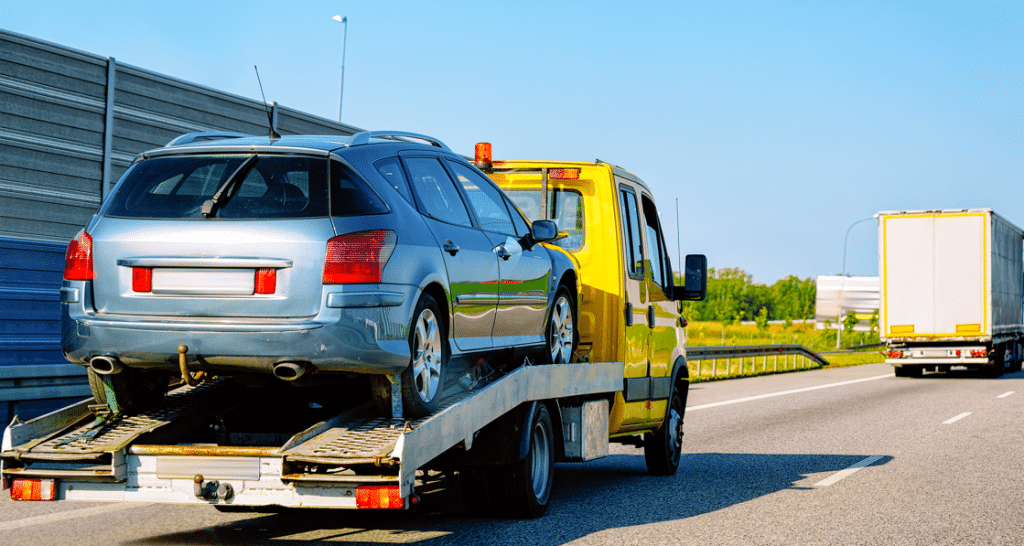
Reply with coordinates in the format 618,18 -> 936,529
332,15 -> 348,123
837,216 -> 876,348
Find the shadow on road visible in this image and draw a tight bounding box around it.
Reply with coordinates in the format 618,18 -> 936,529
126,451 -> 891,546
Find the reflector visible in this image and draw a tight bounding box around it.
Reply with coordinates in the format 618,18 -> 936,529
255,268 -> 277,294
132,267 -> 153,292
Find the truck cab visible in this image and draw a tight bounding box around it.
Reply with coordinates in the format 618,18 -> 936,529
475,144 -> 706,462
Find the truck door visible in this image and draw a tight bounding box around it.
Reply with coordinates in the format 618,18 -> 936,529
639,193 -> 680,425
618,183 -> 651,426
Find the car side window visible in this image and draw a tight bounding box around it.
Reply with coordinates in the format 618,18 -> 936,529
404,157 -> 473,227
619,186 -> 644,279
374,156 -> 414,205
641,194 -> 672,291
447,161 -> 516,236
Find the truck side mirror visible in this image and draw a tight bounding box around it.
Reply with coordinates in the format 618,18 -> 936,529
675,254 -> 707,301
530,219 -> 558,243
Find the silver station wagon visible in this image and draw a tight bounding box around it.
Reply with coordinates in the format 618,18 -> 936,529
62,131 -> 578,417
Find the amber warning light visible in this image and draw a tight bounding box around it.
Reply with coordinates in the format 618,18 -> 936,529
474,142 -> 493,171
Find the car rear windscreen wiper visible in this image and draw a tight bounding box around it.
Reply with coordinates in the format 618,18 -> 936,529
201,155 -> 259,218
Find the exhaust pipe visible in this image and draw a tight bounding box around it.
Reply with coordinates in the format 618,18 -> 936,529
90,356 -> 124,375
273,362 -> 307,382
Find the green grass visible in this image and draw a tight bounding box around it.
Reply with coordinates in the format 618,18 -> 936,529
685,321 -> 884,383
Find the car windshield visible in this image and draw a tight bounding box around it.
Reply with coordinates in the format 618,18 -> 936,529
105,155 -> 330,219
506,189 -> 585,250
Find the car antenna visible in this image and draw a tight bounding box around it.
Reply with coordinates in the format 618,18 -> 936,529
254,65 -> 281,141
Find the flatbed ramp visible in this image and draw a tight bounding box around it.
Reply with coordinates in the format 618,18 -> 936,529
3,362 -> 622,507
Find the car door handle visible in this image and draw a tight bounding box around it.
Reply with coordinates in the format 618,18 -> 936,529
495,245 -> 512,261
443,241 -> 460,256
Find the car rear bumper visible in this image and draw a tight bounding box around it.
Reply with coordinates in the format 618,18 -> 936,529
61,281 -> 417,376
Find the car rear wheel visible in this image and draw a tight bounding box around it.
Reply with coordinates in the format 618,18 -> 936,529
539,285 -> 576,364
372,293 -> 447,418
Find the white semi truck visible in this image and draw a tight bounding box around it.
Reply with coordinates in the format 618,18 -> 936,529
879,209 -> 1024,377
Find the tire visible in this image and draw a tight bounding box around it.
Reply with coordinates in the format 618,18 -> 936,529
539,285 -> 577,364
501,403 -> 555,518
644,381 -> 685,475
88,367 -> 171,414
371,294 -> 447,418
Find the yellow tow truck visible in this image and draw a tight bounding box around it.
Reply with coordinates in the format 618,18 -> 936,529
474,142 -> 707,473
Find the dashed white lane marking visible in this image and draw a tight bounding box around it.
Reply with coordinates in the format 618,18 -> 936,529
814,455 -> 884,487
943,412 -> 972,424
687,374 -> 894,411
0,502 -> 147,531
997,391 -> 1015,399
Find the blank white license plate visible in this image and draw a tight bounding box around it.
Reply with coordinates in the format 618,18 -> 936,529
151,268 -> 254,295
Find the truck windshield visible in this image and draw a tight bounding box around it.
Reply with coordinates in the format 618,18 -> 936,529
506,189 -> 584,251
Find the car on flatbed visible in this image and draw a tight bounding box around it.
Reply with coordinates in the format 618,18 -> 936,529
61,131 -> 579,417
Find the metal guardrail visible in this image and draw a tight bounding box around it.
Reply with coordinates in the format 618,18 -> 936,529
685,344 -> 829,379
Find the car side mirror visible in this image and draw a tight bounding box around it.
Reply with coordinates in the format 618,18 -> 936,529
531,219 -> 558,243
674,254 -> 707,301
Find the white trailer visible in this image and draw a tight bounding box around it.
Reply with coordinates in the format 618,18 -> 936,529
878,209 -> 1024,377
2,361 -> 627,517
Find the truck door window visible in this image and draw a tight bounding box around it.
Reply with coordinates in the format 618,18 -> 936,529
641,194 -> 671,291
620,187 -> 644,279
447,161 -> 516,236
404,157 -> 473,227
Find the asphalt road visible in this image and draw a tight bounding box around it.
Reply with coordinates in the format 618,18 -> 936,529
3,363 -> 1022,545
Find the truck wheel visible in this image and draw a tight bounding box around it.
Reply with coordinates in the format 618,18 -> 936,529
502,404 -> 556,518
372,294 -> 447,418
539,285 -> 576,364
88,368 -> 170,414
644,381 -> 685,475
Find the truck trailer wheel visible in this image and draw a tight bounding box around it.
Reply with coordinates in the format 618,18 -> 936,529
88,368 -> 170,414
461,404 -> 555,518
644,381 -> 685,475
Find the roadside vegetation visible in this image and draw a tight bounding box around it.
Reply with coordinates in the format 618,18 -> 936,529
674,268 -> 883,382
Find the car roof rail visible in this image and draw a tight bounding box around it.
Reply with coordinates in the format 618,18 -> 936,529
345,131 -> 451,151
166,132 -> 257,147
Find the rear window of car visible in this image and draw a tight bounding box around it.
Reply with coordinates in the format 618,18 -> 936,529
105,154 -> 385,220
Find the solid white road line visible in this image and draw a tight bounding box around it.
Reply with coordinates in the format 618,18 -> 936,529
814,455 -> 884,487
943,412 -> 972,424
997,391 -> 1015,399
687,373 -> 894,411
0,502 -> 148,532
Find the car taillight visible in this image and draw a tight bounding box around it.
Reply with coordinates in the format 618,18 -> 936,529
132,267 -> 152,292
10,479 -> 57,501
355,485 -> 404,509
255,268 -> 277,294
64,229 -> 94,281
323,230 -> 396,284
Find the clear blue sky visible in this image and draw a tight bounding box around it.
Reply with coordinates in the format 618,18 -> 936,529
4,1 -> 1022,284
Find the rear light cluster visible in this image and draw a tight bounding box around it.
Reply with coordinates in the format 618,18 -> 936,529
355,485 -> 405,509
970,349 -> 988,358
10,479 -> 56,501
64,229 -> 94,281
886,350 -> 905,358
324,230 -> 396,284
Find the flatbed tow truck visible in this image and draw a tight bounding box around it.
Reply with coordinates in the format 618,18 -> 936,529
3,360 -> 621,516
